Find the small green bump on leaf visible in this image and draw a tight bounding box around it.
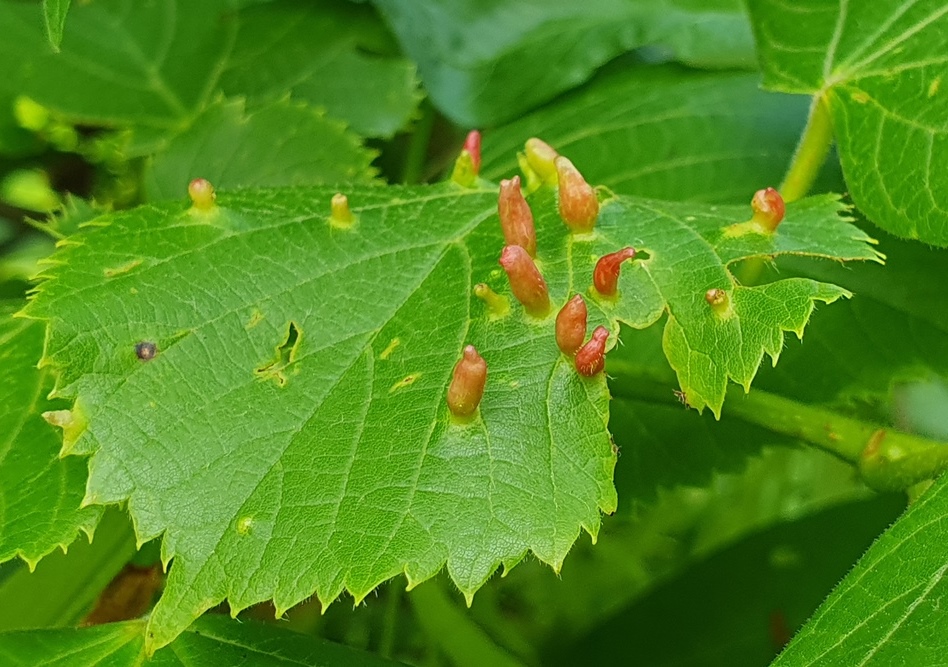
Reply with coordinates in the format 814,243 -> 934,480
330,193 -> 355,229
473,283 -> 510,319
13,96 -> 50,132
516,151 -> 543,194
451,150 -> 478,188
524,138 -> 559,186
187,178 -> 216,211
235,516 -> 253,536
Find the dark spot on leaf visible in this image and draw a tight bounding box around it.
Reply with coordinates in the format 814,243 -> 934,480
135,341 -> 158,361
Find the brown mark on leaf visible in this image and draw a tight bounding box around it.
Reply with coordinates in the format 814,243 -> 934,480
390,373 -> 421,393
255,321 -> 302,387
104,259 -> 143,278
673,389 -> 691,408
862,428 -> 888,460
135,341 -> 158,361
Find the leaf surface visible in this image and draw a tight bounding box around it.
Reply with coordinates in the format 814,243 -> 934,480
373,0 -> 755,126
41,0 -> 70,51
220,0 -> 420,138
145,98 -> 378,200
746,0 -> 948,245
0,615 -> 404,666
25,181 -> 877,649
772,473 -> 948,666
0,301 -> 99,567
482,66 -> 839,204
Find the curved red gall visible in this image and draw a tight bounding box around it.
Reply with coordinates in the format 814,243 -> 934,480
447,345 -> 487,417
556,295 -> 587,356
751,187 -> 785,232
498,176 -> 537,257
555,156 -> 598,232
593,247 -> 637,296
575,326 -> 609,376
499,245 -> 550,317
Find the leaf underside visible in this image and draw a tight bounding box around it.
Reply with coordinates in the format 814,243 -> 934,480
746,0 -> 948,245
24,181 -> 878,650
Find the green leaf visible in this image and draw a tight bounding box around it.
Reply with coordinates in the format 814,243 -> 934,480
0,614 -> 406,665
758,232 -> 948,404
220,0 -> 420,138
0,301 -> 100,567
42,0 -> 70,51
745,0 -> 948,245
0,509 -> 136,631
772,473 -> 948,666
145,99 -> 378,201
24,182 -> 876,649
373,0 -> 755,126
557,494 -> 906,667
0,0 -> 237,155
482,66 -> 840,204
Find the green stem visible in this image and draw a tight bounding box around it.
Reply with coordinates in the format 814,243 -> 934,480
780,95 -> 834,203
377,581 -> 402,659
401,101 -> 435,185
607,361 -> 948,491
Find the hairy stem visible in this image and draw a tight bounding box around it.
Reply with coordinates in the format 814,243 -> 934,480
607,361 -> 948,491
780,95 -> 834,203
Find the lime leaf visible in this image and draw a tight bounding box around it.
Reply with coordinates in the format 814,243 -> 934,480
482,67 -> 839,204
42,0 -> 70,51
0,301 -> 100,567
561,494 -> 905,666
0,615 -> 405,666
0,0 -> 236,155
373,0 -> 755,126
758,231 -> 948,404
772,473 -> 948,666
745,0 -> 948,245
24,181 -> 877,649
145,99 -> 378,201
220,0 -> 420,138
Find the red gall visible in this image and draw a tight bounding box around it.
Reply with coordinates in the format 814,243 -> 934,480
447,345 -> 487,417
555,156 -> 599,232
575,326 -> 609,376
498,245 -> 550,317
498,176 -> 537,257
593,247 -> 636,296
464,130 -> 482,174
556,295 -> 588,356
750,187 -> 785,232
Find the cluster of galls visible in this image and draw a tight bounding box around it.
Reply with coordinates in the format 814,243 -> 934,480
448,137 -> 634,418
446,137 -> 788,419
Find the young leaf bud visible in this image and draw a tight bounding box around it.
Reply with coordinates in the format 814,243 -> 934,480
556,295 -> 587,355
575,326 -> 609,376
705,288 -> 733,318
555,156 -> 599,232
330,192 -> 354,228
474,283 -> 510,318
188,178 -> 216,210
750,187 -> 785,232
447,345 -> 487,418
498,176 -> 537,257
593,247 -> 636,296
463,130 -> 482,174
525,138 -> 559,185
499,245 -> 551,317
451,150 -> 477,188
